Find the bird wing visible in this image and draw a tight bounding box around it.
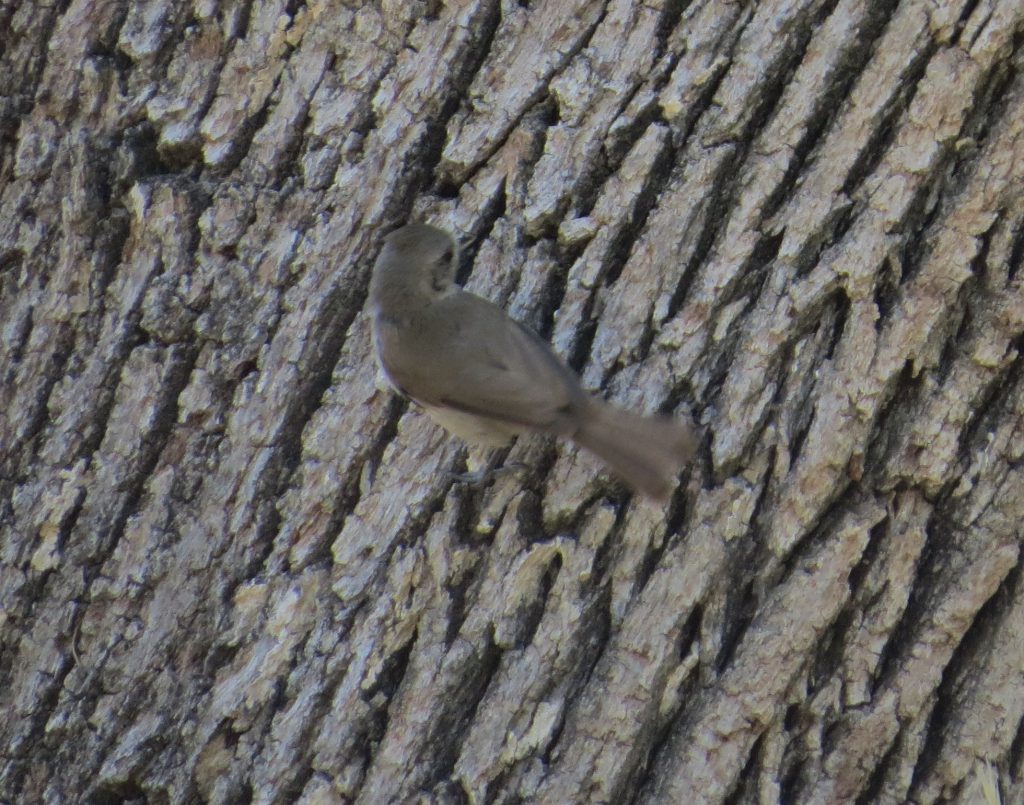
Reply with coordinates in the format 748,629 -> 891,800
382,292 -> 583,435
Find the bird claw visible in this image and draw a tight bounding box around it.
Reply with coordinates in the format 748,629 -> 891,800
448,462 -> 527,486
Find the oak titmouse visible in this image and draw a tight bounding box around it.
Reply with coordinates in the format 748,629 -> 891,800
369,223 -> 697,500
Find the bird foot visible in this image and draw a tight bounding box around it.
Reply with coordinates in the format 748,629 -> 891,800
448,461 -> 527,486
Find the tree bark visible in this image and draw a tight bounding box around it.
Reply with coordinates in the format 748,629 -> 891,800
2,0 -> 1023,803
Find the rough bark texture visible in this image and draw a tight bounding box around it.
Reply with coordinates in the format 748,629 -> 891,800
1,0 -> 1023,803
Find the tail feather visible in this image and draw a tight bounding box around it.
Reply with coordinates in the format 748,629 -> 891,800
573,401 -> 698,500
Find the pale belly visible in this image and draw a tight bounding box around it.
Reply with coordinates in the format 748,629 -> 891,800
419,403 -> 521,447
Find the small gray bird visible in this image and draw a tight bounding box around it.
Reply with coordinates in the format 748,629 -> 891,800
369,223 -> 697,500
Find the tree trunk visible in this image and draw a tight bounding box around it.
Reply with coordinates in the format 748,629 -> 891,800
2,0 -> 1022,802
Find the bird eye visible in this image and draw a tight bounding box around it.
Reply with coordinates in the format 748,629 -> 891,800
440,247 -> 454,264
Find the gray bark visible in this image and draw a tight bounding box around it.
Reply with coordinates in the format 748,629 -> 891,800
1,0 -> 1023,803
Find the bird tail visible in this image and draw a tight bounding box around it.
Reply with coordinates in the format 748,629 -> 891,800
573,401 -> 698,501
